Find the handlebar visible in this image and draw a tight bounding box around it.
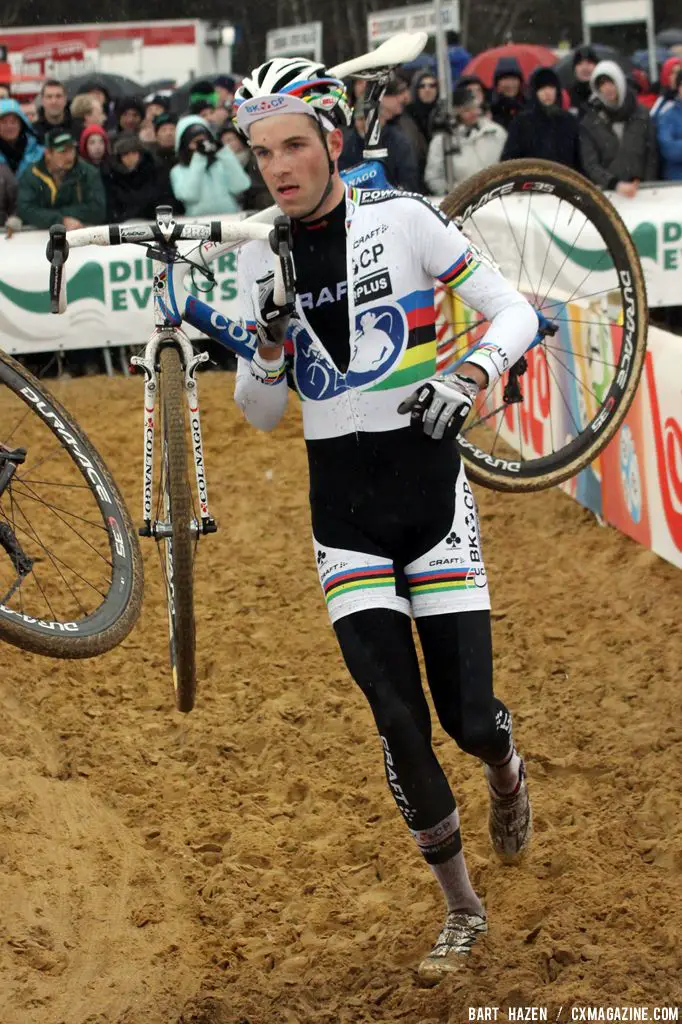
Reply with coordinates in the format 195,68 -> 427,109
46,208 -> 294,314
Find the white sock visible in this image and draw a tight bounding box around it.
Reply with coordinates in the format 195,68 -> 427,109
485,744 -> 521,795
411,809 -> 484,916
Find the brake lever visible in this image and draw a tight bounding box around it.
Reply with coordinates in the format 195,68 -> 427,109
46,224 -> 69,314
268,215 -> 295,308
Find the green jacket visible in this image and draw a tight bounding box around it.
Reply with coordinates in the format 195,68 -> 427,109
17,156 -> 106,229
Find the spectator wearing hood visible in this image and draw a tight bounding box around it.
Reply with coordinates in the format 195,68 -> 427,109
657,68 -> 682,181
569,44 -> 598,117
501,67 -> 581,170
170,115 -> 250,216
33,79 -> 74,144
0,98 -> 44,180
339,76 -> 421,193
651,56 -> 682,123
114,97 -> 145,138
402,68 -> 444,189
17,127 -> 105,229
104,134 -> 172,222
425,85 -> 506,194
490,57 -> 526,131
580,61 -> 658,196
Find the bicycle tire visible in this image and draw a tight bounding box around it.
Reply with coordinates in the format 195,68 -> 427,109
0,350 -> 143,656
159,345 -> 196,713
441,158 -> 648,492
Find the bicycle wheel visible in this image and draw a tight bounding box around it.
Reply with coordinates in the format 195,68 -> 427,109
0,350 -> 143,656
158,345 -> 196,713
439,158 -> 647,492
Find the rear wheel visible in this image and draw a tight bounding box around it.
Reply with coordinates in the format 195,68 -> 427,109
158,345 -> 196,712
440,159 -> 648,492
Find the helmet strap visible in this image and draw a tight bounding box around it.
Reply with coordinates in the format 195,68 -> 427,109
297,117 -> 336,221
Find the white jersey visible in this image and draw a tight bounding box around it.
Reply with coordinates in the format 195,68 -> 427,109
235,186 -> 538,439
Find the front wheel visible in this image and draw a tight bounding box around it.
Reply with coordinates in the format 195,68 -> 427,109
0,350 -> 143,656
440,159 -> 648,492
158,345 -> 196,712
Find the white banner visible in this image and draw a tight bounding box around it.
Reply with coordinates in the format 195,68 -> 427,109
367,2 -> 459,46
266,22 -> 322,61
582,0 -> 652,26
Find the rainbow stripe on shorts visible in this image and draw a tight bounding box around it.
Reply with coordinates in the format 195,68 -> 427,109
323,564 -> 395,605
406,567 -> 470,596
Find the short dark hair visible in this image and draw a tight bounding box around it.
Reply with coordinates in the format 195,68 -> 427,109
446,30 -> 460,45
41,78 -> 66,96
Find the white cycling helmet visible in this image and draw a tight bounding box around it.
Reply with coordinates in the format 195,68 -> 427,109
234,57 -> 352,139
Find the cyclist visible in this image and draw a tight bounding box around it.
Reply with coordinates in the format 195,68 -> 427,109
232,58 -> 537,984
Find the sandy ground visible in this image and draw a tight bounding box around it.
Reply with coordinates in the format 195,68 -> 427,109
1,370 -> 681,1024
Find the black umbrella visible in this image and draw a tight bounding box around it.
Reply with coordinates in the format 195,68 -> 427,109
554,44 -> 636,87
63,72 -> 144,101
143,78 -> 178,95
656,27 -> 682,47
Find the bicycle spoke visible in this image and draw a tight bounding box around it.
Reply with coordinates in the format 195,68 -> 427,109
543,341 -> 618,370
536,213 -> 592,311
11,480 -> 110,532
498,196 -> 539,304
489,404 -> 507,457
11,478 -> 112,567
3,497 -> 60,621
544,355 -> 582,438
539,287 -> 623,312
7,484 -> 23,617
545,346 -> 606,407
532,195 -> 564,309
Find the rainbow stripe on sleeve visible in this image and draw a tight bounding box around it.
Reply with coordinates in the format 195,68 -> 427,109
438,250 -> 480,289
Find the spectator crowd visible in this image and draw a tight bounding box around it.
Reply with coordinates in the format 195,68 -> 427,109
1,41 -> 681,235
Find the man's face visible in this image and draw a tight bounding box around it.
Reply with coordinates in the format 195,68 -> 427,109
0,114 -> 22,143
120,108 -> 141,133
457,104 -> 479,126
42,85 -> 67,118
45,145 -> 76,175
537,84 -> 557,107
497,75 -> 521,97
250,113 -> 342,218
575,58 -> 596,83
84,100 -> 104,126
597,78 -> 619,105
216,85 -> 234,107
417,78 -> 438,104
380,85 -> 409,119
465,82 -> 485,106
120,150 -> 141,170
156,122 -> 176,148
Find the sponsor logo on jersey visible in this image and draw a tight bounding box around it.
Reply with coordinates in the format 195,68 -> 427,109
299,281 -> 348,310
292,300 -> 407,400
354,269 -> 392,305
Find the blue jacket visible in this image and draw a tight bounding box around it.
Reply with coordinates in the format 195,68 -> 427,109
171,114 -> 250,216
657,100 -> 682,181
0,99 -> 44,179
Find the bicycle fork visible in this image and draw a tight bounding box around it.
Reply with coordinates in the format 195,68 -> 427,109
131,330 -> 217,539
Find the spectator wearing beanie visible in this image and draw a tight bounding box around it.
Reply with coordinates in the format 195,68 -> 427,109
457,75 -> 490,116
425,85 -> 506,194
490,57 -> 526,130
215,75 -> 236,111
79,124 -> 110,169
657,68 -> 682,180
569,44 -> 599,117
104,133 -> 172,222
580,60 -> 658,196
502,67 -> 582,170
148,113 -> 178,173
140,93 -> 171,143
114,97 -> 145,138
170,115 -> 250,215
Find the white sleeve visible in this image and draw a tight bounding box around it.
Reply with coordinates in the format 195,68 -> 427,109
409,198 -> 539,388
232,241 -> 289,432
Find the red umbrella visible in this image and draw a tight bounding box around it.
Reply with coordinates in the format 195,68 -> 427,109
461,44 -> 558,88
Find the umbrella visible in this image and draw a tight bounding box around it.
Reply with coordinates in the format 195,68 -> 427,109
554,45 -> 636,88
170,73 -> 230,114
63,72 -> 144,100
460,44 -> 558,88
632,47 -> 671,73
143,78 -> 178,95
656,28 -> 682,48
